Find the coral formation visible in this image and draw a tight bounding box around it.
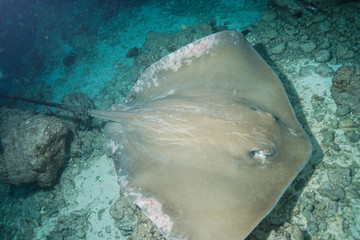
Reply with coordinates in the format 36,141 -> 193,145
0,109 -> 69,187
331,66 -> 360,114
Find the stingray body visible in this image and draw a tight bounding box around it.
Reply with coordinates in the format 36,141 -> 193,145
0,31 -> 312,239
90,31 -> 312,239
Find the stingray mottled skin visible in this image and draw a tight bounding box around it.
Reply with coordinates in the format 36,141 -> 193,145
89,31 -> 312,239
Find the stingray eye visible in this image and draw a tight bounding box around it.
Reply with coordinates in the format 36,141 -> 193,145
250,149 -> 274,163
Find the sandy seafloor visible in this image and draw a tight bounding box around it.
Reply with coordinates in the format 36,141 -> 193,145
0,0 -> 359,239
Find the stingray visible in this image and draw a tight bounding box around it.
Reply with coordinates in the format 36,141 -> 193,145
0,31 -> 312,239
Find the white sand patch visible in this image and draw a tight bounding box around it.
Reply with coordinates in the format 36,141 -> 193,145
35,154 -> 122,239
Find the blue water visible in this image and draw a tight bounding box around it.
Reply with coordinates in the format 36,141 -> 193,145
0,1 -> 267,238
0,0 -> 266,106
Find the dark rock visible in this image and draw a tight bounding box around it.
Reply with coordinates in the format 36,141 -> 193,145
318,182 -> 343,201
0,109 -> 69,187
307,221 -> 319,235
261,10 -> 278,21
288,41 -> 300,50
110,194 -> 138,236
314,49 -> 331,63
300,65 -> 316,77
332,66 -> 354,88
349,132 -> 360,142
346,185 -> 360,199
336,45 -> 355,59
271,42 -> 286,54
126,47 -> 139,58
300,41 -> 316,53
241,29 -> 251,36
302,210 -> 315,222
315,64 -> 334,77
339,119 -> 355,128
267,223 -> 304,240
57,92 -> 94,133
327,201 -> 338,216
318,220 -> 328,232
50,209 -> 90,238
327,166 -> 351,188
335,106 -> 351,117
55,93 -> 95,158
62,52 -> 76,67
321,130 -> 340,151
331,66 -> 360,114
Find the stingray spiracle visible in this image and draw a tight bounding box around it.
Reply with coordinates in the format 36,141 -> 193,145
250,149 -> 274,163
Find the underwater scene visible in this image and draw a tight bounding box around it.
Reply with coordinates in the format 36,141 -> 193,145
0,0 -> 359,239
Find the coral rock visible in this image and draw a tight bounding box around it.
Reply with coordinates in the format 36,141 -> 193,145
331,66 -> 360,114
0,109 -> 69,187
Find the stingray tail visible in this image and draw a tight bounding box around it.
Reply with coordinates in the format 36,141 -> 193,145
0,95 -> 90,116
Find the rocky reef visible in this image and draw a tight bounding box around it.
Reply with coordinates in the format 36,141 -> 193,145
0,109 -> 69,187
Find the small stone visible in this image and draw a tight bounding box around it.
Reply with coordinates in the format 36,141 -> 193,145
331,66 -> 354,88
339,119 -> 354,128
126,47 -> 139,58
300,65 -> 316,77
302,210 -> 315,221
261,29 -> 278,40
97,209 -> 105,220
314,202 -> 326,211
349,224 -> 360,239
75,229 -> 86,238
62,53 -> 76,66
335,106 -> 351,117
313,13 -> 327,23
300,35 -> 309,41
327,167 -> 351,188
322,131 -> 335,145
334,187 -> 345,200
318,182 -> 340,201
349,132 -> 360,142
315,50 -> 331,63
284,24 -> 299,35
304,203 -> 314,211
110,196 -> 138,236
323,233 -> 332,240
319,220 -> 328,232
314,113 -> 324,122
271,42 -> 286,54
318,20 -> 331,32
267,223 -> 304,240
300,41 -> 316,53
327,201 -> 338,215
330,120 -> 338,129
318,39 -> 331,49
261,10 -> 277,21
105,225 -> 112,234
307,222 -> 319,235
288,41 -> 300,50
336,45 -> 355,59
346,186 -> 360,199
315,64 -> 334,77
321,131 -> 340,151
286,224 -> 303,240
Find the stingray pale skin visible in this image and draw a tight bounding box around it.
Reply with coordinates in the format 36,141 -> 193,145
100,31 -> 312,239
1,31 -> 312,240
